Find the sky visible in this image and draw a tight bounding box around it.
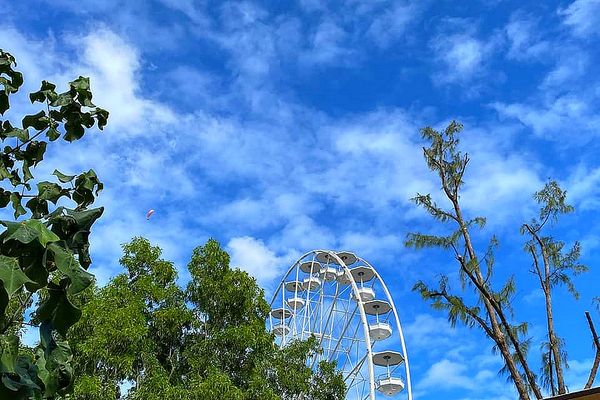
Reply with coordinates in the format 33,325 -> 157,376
1,0 -> 600,399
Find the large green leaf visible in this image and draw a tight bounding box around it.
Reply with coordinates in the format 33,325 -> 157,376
0,255 -> 34,295
52,169 -> 75,183
22,111 -> 48,131
34,347 -> 49,395
36,282 -> 81,336
0,335 -> 18,373
47,208 -> 103,270
9,193 -> 26,219
0,355 -> 43,397
23,140 -> 47,167
37,181 -> 68,204
25,197 -> 49,220
72,170 -> 103,207
0,189 -> 10,208
4,128 -> 29,142
0,92 -> 9,115
17,244 -> 48,292
0,282 -> 8,316
47,244 -> 93,295
14,355 -> 42,393
29,80 -> 56,104
37,321 -> 73,396
64,119 -> 84,142
2,220 -> 60,247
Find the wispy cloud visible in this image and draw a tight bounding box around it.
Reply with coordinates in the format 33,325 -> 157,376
560,0 -> 600,38
492,94 -> 600,140
504,13 -> 550,61
429,20 -> 500,90
366,2 -> 422,47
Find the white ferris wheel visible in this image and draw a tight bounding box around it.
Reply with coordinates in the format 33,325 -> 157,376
268,250 -> 412,400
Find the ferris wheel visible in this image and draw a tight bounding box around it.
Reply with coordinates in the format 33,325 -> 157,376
268,250 -> 412,400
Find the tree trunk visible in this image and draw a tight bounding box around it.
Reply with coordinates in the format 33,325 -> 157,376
544,284 -> 566,394
584,312 -> 600,389
538,239 -> 566,394
492,319 -> 532,399
453,202 -> 537,399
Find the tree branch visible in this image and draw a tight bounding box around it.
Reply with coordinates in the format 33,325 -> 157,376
584,312 -> 600,389
528,245 -> 545,289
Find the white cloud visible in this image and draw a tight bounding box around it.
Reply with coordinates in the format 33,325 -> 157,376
157,0 -> 210,26
227,236 -> 295,289
73,28 -> 177,131
543,51 -> 588,88
560,0 -> 600,37
339,232 -> 403,262
418,359 -> 475,390
416,356 -> 514,398
404,314 -> 457,350
304,20 -> 353,65
430,30 -> 495,87
523,289 -> 545,305
564,165 -> 600,211
504,14 -> 550,61
565,358 -> 596,390
447,38 -> 484,76
461,154 -> 542,224
492,95 -> 600,140
367,2 -> 419,47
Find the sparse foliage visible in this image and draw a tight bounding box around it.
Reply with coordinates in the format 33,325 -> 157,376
408,121 -> 597,399
521,181 -> 587,395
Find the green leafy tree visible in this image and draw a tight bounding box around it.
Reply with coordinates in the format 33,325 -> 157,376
67,237 -> 193,399
185,239 -> 345,399
408,122 -> 597,399
66,237 -> 345,400
0,49 -> 108,398
185,238 -> 276,398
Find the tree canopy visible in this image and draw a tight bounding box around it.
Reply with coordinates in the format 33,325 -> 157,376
65,237 -> 345,400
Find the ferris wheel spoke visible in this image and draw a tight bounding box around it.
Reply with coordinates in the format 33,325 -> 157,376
344,353 -> 367,383
324,303 -> 358,363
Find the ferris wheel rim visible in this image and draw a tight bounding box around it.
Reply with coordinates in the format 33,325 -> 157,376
269,249 -> 412,400
270,249 -> 376,399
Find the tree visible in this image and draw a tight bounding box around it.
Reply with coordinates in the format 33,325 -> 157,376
185,239 -> 345,400
65,237 -> 345,400
0,49 -> 108,398
67,237 -> 193,399
521,182 -> 587,395
407,122 -> 597,399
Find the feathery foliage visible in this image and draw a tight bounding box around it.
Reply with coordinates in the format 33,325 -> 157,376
407,121 -> 597,399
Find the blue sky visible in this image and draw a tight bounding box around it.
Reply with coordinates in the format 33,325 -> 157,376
2,0 -> 600,399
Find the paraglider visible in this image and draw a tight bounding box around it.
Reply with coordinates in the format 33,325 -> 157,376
146,209 -> 155,220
